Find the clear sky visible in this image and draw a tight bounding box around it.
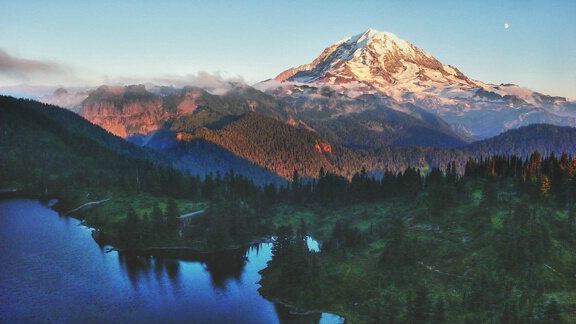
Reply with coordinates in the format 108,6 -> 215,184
1,0 -> 575,98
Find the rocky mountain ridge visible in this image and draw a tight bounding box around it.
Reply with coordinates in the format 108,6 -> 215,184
78,84 -> 296,138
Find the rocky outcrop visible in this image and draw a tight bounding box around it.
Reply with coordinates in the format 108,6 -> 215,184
315,140 -> 332,154
80,85 -> 165,137
80,84 -> 297,139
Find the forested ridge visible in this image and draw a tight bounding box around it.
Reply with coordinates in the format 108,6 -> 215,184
173,111 -> 576,181
0,95 -> 196,208
465,123 -> 576,157
181,112 -> 469,179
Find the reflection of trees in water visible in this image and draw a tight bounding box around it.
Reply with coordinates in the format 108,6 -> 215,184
114,243 -> 331,322
151,257 -> 181,290
247,242 -> 263,257
118,254 -> 155,289
202,246 -> 249,290
117,244 -> 255,291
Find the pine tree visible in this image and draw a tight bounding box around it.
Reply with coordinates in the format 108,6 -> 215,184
381,291 -> 400,323
165,199 -> 180,236
140,212 -> 151,244
123,207 -> 139,250
409,283 -> 430,323
540,175 -> 551,197
481,178 -> 498,206
207,193 -> 231,248
431,296 -> 446,323
568,204 -> 575,229
151,202 -> 165,239
543,297 -> 563,323
291,169 -> 302,204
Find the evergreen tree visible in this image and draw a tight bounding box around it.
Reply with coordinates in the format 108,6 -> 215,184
540,175 -> 551,197
431,296 -> 446,323
140,212 -> 151,244
151,202 -> 165,239
408,283 -> 430,323
481,177 -> 498,206
568,204 -> 575,229
206,193 -> 234,248
379,217 -> 415,269
543,297 -> 563,323
123,207 -> 139,250
165,199 -> 180,236
381,291 -> 401,324
298,217 -> 308,237
291,169 -> 302,204
270,225 -> 312,285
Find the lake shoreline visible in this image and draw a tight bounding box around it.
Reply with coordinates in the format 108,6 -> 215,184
258,288 -> 346,322
2,197 -> 346,323
0,199 -> 287,323
0,189 -> 55,201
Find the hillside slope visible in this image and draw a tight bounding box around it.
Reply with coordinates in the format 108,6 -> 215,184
0,96 -> 178,194
465,124 -> 576,157
170,112 -> 468,178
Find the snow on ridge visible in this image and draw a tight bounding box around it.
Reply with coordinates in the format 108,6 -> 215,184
270,28 -> 572,116
345,28 -> 414,55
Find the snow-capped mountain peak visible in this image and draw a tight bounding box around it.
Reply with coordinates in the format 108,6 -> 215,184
273,28 -> 473,100
338,28 -> 417,57
262,29 -> 576,140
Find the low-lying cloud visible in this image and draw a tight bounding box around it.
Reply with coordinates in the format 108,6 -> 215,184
0,50 -> 253,97
0,48 -> 62,78
152,71 -> 248,95
106,71 -> 249,95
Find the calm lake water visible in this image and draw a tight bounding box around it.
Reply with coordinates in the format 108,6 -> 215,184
0,199 -> 344,323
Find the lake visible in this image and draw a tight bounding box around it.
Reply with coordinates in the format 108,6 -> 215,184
0,199 -> 344,323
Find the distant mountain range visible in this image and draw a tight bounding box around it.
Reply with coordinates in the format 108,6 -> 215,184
11,28 -> 576,180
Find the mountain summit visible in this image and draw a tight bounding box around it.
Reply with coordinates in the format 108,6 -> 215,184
274,28 -> 475,99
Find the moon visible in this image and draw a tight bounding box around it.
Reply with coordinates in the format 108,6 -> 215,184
504,23 -> 509,29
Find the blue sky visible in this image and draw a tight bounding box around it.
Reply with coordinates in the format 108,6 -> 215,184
1,0 -> 575,98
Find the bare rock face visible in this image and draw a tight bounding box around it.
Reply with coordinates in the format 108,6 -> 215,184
80,85 -> 165,137
175,88 -> 202,114
78,84 -> 296,139
315,140 -> 332,154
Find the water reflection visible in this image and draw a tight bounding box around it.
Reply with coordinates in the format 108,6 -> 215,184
117,245 -> 252,292
1,200 -> 345,324
118,254 -> 151,289
115,242 -> 344,324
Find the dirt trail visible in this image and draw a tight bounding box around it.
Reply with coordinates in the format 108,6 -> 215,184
177,210 -> 206,219
65,197 -> 112,215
